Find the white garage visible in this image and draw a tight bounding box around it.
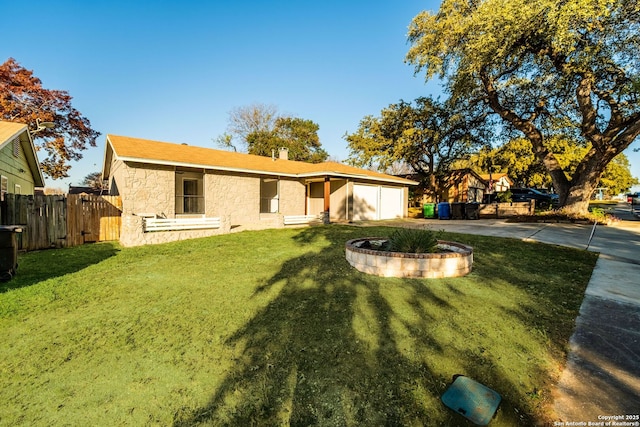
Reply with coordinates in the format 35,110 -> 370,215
352,184 -> 405,221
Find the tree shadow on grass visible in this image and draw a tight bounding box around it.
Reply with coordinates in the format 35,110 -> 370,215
174,226 -> 559,426
0,242 -> 120,293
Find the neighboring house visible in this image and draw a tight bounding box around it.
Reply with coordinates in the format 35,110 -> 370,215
68,185 -> 105,196
0,121 -> 45,199
439,169 -> 487,203
102,135 -> 417,246
479,173 -> 513,193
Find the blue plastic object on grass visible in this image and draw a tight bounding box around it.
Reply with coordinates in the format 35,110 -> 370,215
441,375 -> 501,425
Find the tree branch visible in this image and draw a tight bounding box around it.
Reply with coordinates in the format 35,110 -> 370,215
480,69 -> 570,189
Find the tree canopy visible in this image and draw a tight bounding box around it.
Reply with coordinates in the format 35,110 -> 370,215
469,138 -> 638,194
346,96 -> 487,197
81,171 -> 106,190
0,58 -> 100,179
216,103 -> 327,163
406,0 -> 640,213
248,117 -> 328,163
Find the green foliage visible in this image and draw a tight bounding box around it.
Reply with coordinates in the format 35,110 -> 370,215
406,0 -> 640,213
495,190 -> 512,203
248,116 -> 328,163
598,154 -> 639,195
387,228 -> 440,253
345,96 -> 488,196
471,138 -> 638,193
216,103 -> 328,163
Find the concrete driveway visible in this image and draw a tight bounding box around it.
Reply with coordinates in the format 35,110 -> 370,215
354,202 -> 640,423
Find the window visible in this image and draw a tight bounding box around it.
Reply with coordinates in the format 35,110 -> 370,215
1,176 -> 7,201
14,184 -> 21,195
260,178 -> 279,213
175,171 -> 204,214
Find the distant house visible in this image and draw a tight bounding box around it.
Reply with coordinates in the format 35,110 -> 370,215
102,135 -> 417,246
0,121 -> 45,199
439,169 -> 487,203
68,185 -> 104,196
479,173 -> 513,192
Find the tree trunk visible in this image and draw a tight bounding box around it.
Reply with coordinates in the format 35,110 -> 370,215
554,147 -> 614,214
479,71 -> 638,216
555,182 -> 595,214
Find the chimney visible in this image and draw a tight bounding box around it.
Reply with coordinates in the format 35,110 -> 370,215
278,147 -> 289,160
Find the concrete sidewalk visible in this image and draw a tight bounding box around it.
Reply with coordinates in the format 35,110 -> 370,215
358,206 -> 640,422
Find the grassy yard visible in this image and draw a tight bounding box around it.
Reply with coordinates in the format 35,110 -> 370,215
0,225 -> 597,426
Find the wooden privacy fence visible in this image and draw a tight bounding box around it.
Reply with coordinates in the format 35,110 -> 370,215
0,194 -> 122,251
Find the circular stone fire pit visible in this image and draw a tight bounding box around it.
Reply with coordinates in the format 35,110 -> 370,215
345,238 -> 473,279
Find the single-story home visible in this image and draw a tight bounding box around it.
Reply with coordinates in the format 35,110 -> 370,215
479,173 -> 513,193
102,135 -> 417,246
439,169 -> 487,203
0,121 -> 45,199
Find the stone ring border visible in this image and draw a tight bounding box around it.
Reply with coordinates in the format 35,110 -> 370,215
345,238 -> 474,278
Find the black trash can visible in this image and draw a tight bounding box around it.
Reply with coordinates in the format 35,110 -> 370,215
0,226 -> 22,282
465,203 -> 480,220
451,202 -> 466,219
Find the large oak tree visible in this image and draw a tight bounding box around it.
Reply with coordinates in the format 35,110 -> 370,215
0,58 -> 100,179
346,96 -> 488,199
406,0 -> 640,213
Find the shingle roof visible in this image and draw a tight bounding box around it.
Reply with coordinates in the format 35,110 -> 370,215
104,134 -> 417,185
0,121 -> 27,143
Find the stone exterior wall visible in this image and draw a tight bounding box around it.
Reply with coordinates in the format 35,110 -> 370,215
278,178 -> 306,215
206,171 -> 260,224
110,163 -> 311,246
110,160 -> 175,216
119,214 -> 232,247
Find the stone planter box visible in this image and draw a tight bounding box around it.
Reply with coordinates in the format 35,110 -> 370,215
345,238 -> 473,279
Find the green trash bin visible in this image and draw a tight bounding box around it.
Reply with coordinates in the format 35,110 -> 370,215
423,203 -> 436,219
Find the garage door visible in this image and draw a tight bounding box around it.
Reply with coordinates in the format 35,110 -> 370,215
353,185 -> 404,220
353,184 -> 379,220
379,186 -> 404,219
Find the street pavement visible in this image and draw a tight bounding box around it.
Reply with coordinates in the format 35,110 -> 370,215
356,203 -> 640,423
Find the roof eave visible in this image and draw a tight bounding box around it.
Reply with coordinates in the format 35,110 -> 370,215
115,156 -> 418,185
116,155 -> 302,178
297,171 -> 418,185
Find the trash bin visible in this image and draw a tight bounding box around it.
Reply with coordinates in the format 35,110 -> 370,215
437,202 -> 451,220
423,203 -> 436,219
451,202 -> 466,219
465,202 -> 480,220
0,226 -> 22,282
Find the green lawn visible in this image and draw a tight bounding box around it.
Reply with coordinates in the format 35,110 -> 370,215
0,225 -> 597,426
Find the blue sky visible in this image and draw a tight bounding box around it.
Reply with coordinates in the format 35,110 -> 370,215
3,0 -> 639,190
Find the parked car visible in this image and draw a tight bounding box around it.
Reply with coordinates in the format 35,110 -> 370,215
510,188 -> 557,208
630,193 -> 640,217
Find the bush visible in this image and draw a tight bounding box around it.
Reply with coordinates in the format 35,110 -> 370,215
496,190 -> 512,203
388,228 -> 440,253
